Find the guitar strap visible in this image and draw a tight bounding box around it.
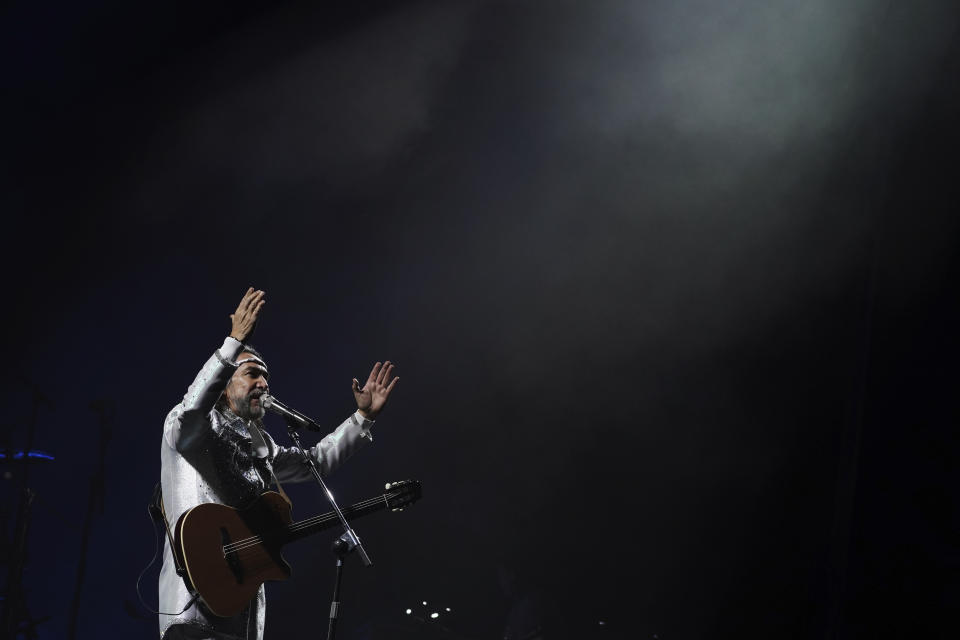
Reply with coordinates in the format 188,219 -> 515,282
247,420 -> 293,506
151,483 -> 188,578
268,465 -> 293,506
140,484 -> 200,616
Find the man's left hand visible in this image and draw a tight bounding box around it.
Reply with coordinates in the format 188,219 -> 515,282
352,361 -> 398,421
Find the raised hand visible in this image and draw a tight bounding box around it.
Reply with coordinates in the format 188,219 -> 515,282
229,287 -> 265,343
352,361 -> 398,421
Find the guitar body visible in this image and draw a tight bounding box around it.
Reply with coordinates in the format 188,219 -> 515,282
171,480 -> 421,619
174,491 -> 293,618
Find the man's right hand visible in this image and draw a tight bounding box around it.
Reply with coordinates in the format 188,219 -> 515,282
229,287 -> 265,342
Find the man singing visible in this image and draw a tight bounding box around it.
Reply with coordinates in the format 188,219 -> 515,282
158,287 -> 398,640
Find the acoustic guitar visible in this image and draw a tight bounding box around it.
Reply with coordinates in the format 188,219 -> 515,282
172,479 -> 421,617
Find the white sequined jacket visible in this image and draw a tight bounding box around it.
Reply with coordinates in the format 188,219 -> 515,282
158,337 -> 373,639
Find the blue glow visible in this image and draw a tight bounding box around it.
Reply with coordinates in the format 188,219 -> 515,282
0,450 -> 55,461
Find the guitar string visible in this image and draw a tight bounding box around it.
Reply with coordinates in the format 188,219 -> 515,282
222,494 -> 402,557
222,489 -> 415,554
221,493 -> 409,555
223,509 -> 341,555
222,497 -> 379,554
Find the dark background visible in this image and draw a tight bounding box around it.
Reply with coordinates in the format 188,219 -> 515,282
2,1 -> 958,638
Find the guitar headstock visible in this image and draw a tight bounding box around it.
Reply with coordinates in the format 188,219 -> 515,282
383,480 -> 422,511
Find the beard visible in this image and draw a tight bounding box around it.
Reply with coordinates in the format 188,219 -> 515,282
233,391 -> 266,421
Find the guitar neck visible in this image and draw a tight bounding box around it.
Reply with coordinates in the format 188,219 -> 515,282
283,494 -> 391,544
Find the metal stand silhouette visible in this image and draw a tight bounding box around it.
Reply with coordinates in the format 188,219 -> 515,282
67,400 -> 114,640
282,416 -> 372,640
1,385 -> 53,640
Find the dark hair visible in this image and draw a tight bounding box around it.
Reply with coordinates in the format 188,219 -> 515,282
240,343 -> 265,361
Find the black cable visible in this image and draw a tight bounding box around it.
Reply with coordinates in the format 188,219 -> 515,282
135,503 -> 198,617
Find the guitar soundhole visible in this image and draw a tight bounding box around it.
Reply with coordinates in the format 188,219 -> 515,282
220,527 -> 245,584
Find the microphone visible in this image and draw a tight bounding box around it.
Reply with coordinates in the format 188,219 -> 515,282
260,394 -> 322,432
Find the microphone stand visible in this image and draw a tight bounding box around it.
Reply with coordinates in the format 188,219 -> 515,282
280,415 -> 371,640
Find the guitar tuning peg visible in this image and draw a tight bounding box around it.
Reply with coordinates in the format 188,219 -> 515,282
385,482 -> 392,490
